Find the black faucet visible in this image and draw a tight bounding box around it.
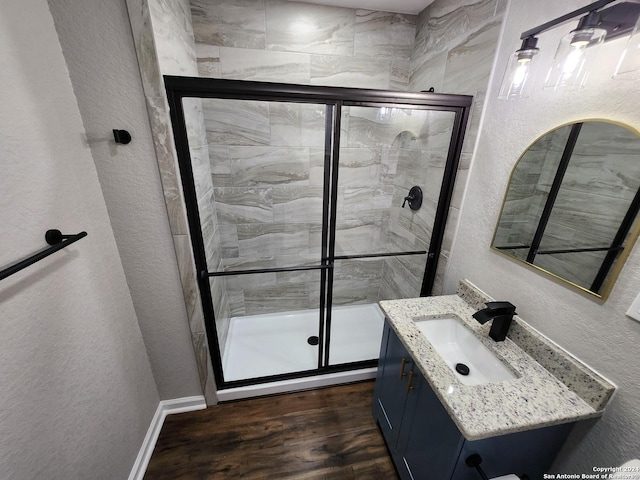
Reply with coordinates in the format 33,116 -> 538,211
472,301 -> 517,342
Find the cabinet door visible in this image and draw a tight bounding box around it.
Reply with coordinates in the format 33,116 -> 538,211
373,322 -> 414,451
450,422 -> 574,480
397,367 -> 464,480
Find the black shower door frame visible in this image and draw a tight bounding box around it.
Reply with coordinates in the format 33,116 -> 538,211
165,76 -> 472,390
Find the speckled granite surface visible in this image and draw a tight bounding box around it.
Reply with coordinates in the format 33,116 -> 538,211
378,279 -> 616,441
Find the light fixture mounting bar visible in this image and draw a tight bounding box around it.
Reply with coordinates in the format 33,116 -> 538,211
520,0 -> 616,39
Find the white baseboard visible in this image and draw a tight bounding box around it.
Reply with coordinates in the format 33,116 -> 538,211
128,395 -> 207,480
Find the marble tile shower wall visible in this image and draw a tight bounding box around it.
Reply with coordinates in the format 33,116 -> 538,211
190,0 -> 416,89
201,100 -> 451,315
127,0 -> 505,395
190,0 -> 432,314
409,0 -> 505,294
127,0 -> 223,402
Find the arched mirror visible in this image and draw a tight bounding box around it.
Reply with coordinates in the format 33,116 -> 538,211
492,120 -> 640,299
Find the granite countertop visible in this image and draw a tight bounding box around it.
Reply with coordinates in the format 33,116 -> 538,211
378,280 -> 616,441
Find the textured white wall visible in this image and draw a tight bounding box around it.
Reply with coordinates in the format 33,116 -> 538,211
447,0 -> 640,472
48,0 -> 203,400
0,1 -> 159,478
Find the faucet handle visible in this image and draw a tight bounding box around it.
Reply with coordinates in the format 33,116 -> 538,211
485,301 -> 516,313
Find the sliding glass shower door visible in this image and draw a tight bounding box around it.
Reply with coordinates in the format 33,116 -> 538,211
165,77 -> 471,389
327,105 -> 456,367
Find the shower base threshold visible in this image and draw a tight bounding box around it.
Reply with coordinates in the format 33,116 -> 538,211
218,303 -> 384,398
216,367 -> 378,401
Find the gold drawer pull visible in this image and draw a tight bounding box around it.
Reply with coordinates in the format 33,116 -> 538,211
399,357 -> 408,379
406,371 -> 416,394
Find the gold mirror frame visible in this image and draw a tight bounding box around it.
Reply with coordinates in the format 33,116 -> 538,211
491,119 -> 640,301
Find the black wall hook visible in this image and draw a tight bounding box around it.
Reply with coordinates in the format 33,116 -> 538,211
113,129 -> 132,144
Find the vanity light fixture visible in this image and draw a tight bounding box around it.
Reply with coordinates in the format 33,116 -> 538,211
544,11 -> 607,90
498,0 -> 640,99
497,36 -> 539,99
614,14 -> 640,80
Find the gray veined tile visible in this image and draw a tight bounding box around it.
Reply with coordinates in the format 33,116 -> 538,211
276,268 -> 321,288
173,234 -> 198,320
272,186 -> 324,225
341,186 -> 394,222
269,102 -> 327,148
310,55 -> 391,89
149,0 -> 198,76
237,223 -> 310,257
189,144 -> 214,201
442,18 -> 502,95
409,49 -> 447,92
155,0 -> 194,36
420,110 -> 456,151
205,222 -> 223,270
331,279 -> 372,306
394,152 -> 447,202
219,47 -> 311,84
228,146 -> 310,187
223,269 -> 277,290
227,289 -> 246,317
573,122 -> 640,156
389,193 -> 437,244
343,105 -> 420,148
209,145 -> 233,187
337,148 -> 382,186
334,218 -> 386,254
379,256 -> 422,299
195,43 -> 222,78
424,0 -> 500,52
144,96 -> 189,235
334,258 -> 384,281
243,284 -> 311,316
202,98 -> 270,146
213,187 -> 273,224
127,0 -> 164,98
218,224 -> 239,259
199,192 -> 216,249
390,58 -> 410,91
265,0 -> 355,55
354,10 -> 416,58
183,98 -> 208,148
385,219 -> 422,252
190,0 -> 266,49
308,148 -> 329,186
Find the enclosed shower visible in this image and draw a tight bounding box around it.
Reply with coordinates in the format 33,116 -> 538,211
165,77 -> 471,393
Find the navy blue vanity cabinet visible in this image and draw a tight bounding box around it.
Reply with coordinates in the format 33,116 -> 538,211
372,319 -> 415,451
373,321 -> 463,479
373,320 -> 576,480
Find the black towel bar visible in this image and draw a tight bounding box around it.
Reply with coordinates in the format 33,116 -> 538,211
0,230 -> 88,281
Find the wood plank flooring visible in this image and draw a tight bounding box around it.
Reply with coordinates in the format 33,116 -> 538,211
144,381 -> 398,479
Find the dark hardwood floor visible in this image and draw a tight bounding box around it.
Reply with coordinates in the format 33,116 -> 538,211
144,380 -> 398,479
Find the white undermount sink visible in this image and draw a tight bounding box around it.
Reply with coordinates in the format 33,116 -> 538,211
414,317 -> 518,386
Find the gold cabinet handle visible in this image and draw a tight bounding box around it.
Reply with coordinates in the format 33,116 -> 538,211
406,371 -> 416,394
399,357 -> 408,379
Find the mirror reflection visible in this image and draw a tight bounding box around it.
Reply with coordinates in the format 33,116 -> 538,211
492,120 -> 640,298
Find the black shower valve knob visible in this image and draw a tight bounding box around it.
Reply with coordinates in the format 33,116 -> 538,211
402,186 -> 423,210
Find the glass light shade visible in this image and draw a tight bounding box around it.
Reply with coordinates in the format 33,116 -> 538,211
498,49 -> 539,99
544,27 -> 607,90
614,16 -> 640,80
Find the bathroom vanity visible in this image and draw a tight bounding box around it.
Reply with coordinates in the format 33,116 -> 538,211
373,280 -> 615,480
